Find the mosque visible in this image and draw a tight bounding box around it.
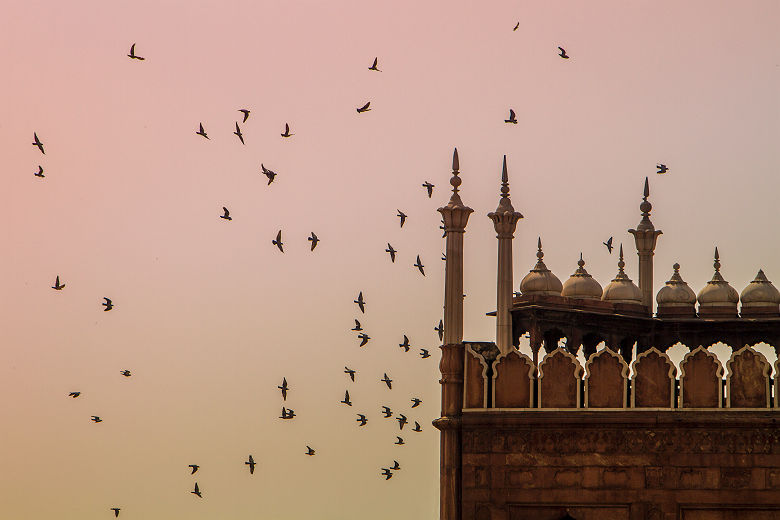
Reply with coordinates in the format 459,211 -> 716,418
434,150 -> 780,520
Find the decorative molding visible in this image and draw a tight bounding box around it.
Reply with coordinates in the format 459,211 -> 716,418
680,346 -> 724,408
538,347 -> 584,408
584,346 -> 629,408
491,348 -> 535,408
463,344 -> 490,408
630,347 -> 676,408
726,345 -> 771,408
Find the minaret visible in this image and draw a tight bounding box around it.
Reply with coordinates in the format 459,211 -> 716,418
628,177 -> 662,315
435,148 -> 473,520
488,155 -> 523,354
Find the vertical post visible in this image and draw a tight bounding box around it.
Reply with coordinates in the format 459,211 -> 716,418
436,148 -> 473,520
628,177 -> 662,315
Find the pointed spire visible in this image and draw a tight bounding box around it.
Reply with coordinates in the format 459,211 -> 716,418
617,244 -> 625,274
709,247 -> 725,282
643,176 -> 649,198
573,252 -> 589,276
494,154 -> 517,213
445,147 -> 466,208
531,236 -> 549,271
668,262 -> 685,283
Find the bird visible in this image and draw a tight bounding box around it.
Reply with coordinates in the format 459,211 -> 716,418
351,319 -> 362,331
382,406 -> 392,418
422,181 -> 434,198
505,109 -> 518,124
281,123 -> 293,137
513,22 -> 519,31
381,468 -> 393,480
127,43 -> 145,60
656,163 -> 669,174
260,164 -> 277,185
239,109 -> 250,123
278,378 -> 288,400
558,46 -> 570,59
233,122 -> 244,144
306,446 -> 315,456
220,207 -> 232,220
435,320 -> 443,341
395,436 -> 405,445
386,243 -> 397,263
354,291 -> 366,313
91,416 -> 102,423
356,101 -> 371,113
399,335 -> 410,352
397,210 -> 407,227
68,392 -> 80,398
357,333 -> 370,347
420,349 -> 430,359
356,414 -> 367,426
411,398 -> 422,408
390,460 -> 401,470
414,255 -> 425,276
120,370 -> 131,377
368,57 -> 381,71
279,407 -> 295,419
603,237 -> 613,254
397,414 -> 407,430
191,482 -> 202,498
110,508 -> 121,517
341,390 -> 352,406
32,132 -> 45,154
442,253 -> 447,261
52,276 -> 65,290
308,232 -> 319,251
272,230 -> 284,252
34,165 -> 45,178
440,217 -> 447,238
196,123 -> 209,139
412,421 -> 422,432
344,366 -> 356,381
102,298 -> 113,311
381,373 -> 392,389
188,464 -> 199,475
245,455 -> 256,474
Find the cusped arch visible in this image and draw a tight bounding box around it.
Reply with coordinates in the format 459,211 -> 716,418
775,358 -> 780,410
584,347 -> 628,408
539,348 -> 584,408
631,347 -> 676,408
726,345 -> 771,408
463,344 -> 489,409
680,346 -> 724,408
492,349 -> 535,408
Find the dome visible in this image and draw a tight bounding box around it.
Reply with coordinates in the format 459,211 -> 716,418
602,245 -> 642,304
697,248 -> 738,317
740,270 -> 780,307
656,263 -> 697,306
519,238 -> 563,296
561,254 -> 602,300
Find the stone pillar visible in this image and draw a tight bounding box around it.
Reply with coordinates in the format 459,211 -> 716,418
488,155 -> 523,355
435,148 -> 473,520
628,177 -> 662,316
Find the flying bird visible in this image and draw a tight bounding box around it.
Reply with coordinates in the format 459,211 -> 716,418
220,207 -> 232,221
233,122 -> 244,144
513,22 -> 519,31
395,436 -> 405,445
390,460 -> 401,470
280,407 -> 295,419
656,163 -> 669,174
278,378 -> 288,400
420,349 -> 430,359
34,165 -> 45,178
357,333 -> 370,347
382,406 -> 392,418
386,243 -> 397,263
32,132 -> 45,154
68,392 -> 80,398
306,446 -> 315,456
341,390 -> 352,406
110,508 -> 121,517
356,101 -> 371,113
188,464 -> 199,475
422,181 -> 434,198
344,366 -> 356,381
261,164 -> 276,185
410,398 -> 422,408
354,291 -> 366,313
196,123 -> 209,139
414,255 -> 425,276
52,276 -> 65,290
558,46 -> 570,59
435,320 -> 443,341
442,252 -> 447,261
308,232 -> 319,251
397,210 -> 407,227
120,370 -> 131,377
381,468 -> 393,480
281,123 -> 293,137
127,43 -> 145,60
91,416 -> 102,423
440,217 -> 447,238
272,230 -> 284,252
191,482 -> 202,498
245,455 -> 256,474
356,414 -> 367,426
399,335 -> 410,352
603,236 -> 613,254
368,57 -> 381,71
412,421 -> 422,432
397,414 -> 407,430
103,298 -> 113,311
505,109 -> 517,124
381,373 -> 392,389
351,319 -> 362,332
239,109 -> 250,123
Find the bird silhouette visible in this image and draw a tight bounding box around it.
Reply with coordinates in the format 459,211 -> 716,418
341,390 -> 352,406
356,413 -> 368,426
306,446 -> 315,456
368,57 -> 381,71
399,335 -> 410,352
91,416 -> 102,423
278,378 -> 289,400
103,298 -> 113,311
280,407 -> 295,419
513,22 -> 519,31
344,366 -> 356,381
354,291 -> 366,313
505,109 -> 518,124
220,207 -> 232,220
382,406 -> 392,418
396,210 -> 407,227
442,252 -> 447,261
395,436 -> 405,445
410,398 -> 422,408
422,181 -> 434,198
110,508 -> 121,517
397,414 -> 407,430
120,370 -> 131,377
189,464 -> 199,475
281,123 -> 293,137
435,320 -> 443,341
127,43 -> 145,60
196,123 -> 209,139
245,455 -> 256,474
603,237 -> 613,254
239,109 -> 250,123
233,122 -> 244,144
381,373 -> 392,389
558,46 -> 570,59
191,482 -> 202,498
34,165 -> 45,178
656,163 -> 669,174
420,349 -> 430,359
356,101 -> 371,113
357,333 -> 370,347
414,255 -> 425,276
32,132 -> 45,154
68,391 -> 80,398
260,164 -> 277,185
52,276 -> 65,290
386,243 -> 397,263
351,319 -> 362,331
412,421 -> 422,432
390,460 -> 401,470
272,230 -> 284,252
308,232 -> 319,251
381,468 -> 393,479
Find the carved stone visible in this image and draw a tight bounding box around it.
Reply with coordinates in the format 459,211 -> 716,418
680,346 -> 724,408
539,348 -> 583,408
493,349 -> 534,408
726,346 -> 771,408
631,348 -> 676,408
584,347 -> 628,408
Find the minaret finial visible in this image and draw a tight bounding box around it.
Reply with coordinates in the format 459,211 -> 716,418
578,252 -> 584,269
537,237 -> 543,260
495,154 -> 516,213
644,176 -> 649,198
618,244 -> 625,274
714,247 -> 720,272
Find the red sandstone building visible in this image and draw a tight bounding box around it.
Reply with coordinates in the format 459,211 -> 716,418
434,150 -> 780,520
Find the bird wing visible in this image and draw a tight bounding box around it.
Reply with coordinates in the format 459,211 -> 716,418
359,102 -> 370,111
372,57 -> 377,68
275,230 -> 282,242
509,109 -> 515,118
285,123 -> 289,133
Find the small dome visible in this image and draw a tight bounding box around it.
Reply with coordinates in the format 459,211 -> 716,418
656,263 -> 697,305
520,238 -> 563,296
602,245 -> 642,304
740,270 -> 780,306
697,248 -> 738,307
561,253 -> 602,300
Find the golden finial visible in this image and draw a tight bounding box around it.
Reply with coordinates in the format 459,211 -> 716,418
618,244 -> 625,273
537,237 -> 543,261
714,247 -> 720,272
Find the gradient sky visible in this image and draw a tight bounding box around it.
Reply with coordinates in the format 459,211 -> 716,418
2,1 -> 779,519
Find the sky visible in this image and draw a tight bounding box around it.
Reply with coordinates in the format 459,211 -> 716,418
2,1 -> 779,519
